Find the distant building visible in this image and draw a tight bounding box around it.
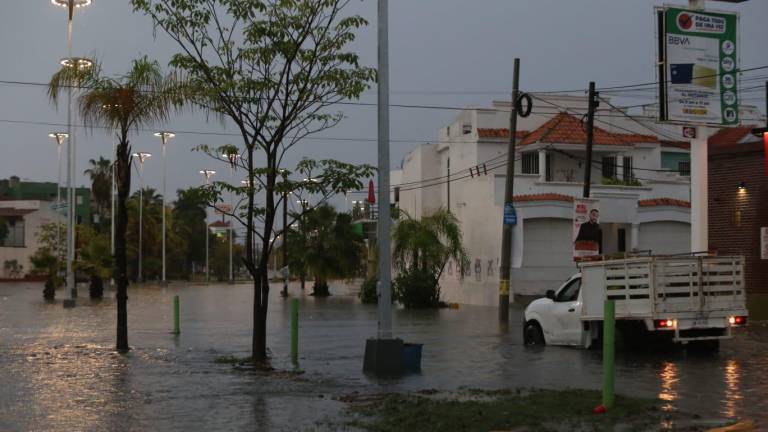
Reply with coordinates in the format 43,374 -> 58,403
0,176 -> 91,279
392,96 -> 763,306
708,126 -> 768,319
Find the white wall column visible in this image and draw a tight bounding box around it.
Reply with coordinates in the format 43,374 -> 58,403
630,223 -> 639,251
538,149 -> 547,182
690,128 -> 708,253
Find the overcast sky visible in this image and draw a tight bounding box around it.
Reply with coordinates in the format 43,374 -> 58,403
1,1 -> 766,207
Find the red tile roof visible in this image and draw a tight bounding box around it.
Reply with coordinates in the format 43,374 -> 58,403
518,112 -> 658,146
477,128 -> 530,139
638,198 -> 690,208
513,193 -> 574,203
209,220 -> 231,228
708,126 -> 757,146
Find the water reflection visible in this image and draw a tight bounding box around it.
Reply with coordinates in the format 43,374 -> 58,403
723,359 -> 741,419
658,361 -> 679,411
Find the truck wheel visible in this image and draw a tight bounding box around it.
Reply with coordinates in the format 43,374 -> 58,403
524,322 -> 545,346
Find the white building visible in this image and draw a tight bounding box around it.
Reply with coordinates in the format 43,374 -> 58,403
0,200 -> 59,279
392,95 -> 713,306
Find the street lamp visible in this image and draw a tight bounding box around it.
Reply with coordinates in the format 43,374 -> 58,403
132,152 -> 151,283
200,170 -> 216,284
53,0 -> 92,305
221,151 -> 241,285
154,131 -> 175,286
48,132 -> 68,268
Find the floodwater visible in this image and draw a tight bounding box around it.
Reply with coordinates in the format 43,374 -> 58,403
0,281 -> 766,431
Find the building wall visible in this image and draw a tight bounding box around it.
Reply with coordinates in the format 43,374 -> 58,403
708,141 -> 768,319
0,201 -> 58,278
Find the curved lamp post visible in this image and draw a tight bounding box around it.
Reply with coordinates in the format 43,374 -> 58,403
154,131 -> 174,286
200,169 -> 216,283
132,152 -> 151,283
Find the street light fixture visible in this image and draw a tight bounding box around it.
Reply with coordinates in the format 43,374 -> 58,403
54,0 -> 92,303
220,151 -> 241,285
200,169 -> 216,284
48,132 -> 68,268
132,152 -> 151,283
154,131 -> 175,286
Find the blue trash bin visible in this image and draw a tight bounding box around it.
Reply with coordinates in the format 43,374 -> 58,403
403,343 -> 423,372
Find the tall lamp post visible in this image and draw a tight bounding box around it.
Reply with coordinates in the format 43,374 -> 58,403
201,169 -> 216,283
49,132 -> 68,267
133,152 -> 151,283
154,131 -> 175,286
221,151 -> 241,285
52,0 -> 92,302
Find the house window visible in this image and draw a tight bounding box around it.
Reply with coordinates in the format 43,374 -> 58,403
602,156 -> 617,179
1,217 -> 25,247
678,161 -> 690,176
545,152 -> 553,181
462,124 -> 472,134
522,152 -> 539,175
622,156 -> 634,182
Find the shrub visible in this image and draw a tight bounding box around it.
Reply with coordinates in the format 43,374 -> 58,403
393,269 -> 440,309
359,277 -> 378,304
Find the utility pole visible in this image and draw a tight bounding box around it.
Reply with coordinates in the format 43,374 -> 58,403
583,82 -> 597,198
498,58 -> 520,323
364,0 -> 401,376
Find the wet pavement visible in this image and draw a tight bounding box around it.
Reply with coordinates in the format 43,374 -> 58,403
0,281 -> 766,431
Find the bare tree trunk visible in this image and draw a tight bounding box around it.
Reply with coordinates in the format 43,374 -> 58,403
115,138 -> 131,352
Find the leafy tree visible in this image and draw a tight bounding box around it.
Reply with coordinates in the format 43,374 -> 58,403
132,0 -> 376,362
171,187 -> 209,279
84,156 -> 113,229
392,209 -> 469,308
210,234 -> 244,282
29,222 -> 66,299
74,225 -> 113,298
48,57 -> 182,351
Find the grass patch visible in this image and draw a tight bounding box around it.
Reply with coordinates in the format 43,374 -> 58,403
345,389 -> 668,432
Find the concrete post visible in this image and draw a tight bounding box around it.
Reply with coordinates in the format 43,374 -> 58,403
538,149 -> 547,182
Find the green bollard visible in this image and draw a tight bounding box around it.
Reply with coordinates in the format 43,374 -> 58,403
602,299 -> 615,409
290,298 -> 299,365
173,295 -> 180,335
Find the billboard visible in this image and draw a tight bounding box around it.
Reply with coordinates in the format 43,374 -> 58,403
573,198 -> 601,262
658,6 -> 739,126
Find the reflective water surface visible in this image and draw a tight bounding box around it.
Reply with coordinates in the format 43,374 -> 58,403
1,282 -> 766,430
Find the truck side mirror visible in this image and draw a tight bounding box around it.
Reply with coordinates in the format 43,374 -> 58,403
545,290 -> 555,300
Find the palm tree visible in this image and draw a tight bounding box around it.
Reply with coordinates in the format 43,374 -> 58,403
48,56 -> 181,351
392,208 -> 469,307
287,205 -> 364,296
84,156 -> 113,227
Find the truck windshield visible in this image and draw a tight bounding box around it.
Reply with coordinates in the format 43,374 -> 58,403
556,278 -> 581,302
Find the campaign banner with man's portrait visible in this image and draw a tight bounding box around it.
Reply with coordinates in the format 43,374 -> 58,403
573,198 -> 601,262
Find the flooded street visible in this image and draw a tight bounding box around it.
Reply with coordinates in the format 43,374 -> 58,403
1,281 -> 766,431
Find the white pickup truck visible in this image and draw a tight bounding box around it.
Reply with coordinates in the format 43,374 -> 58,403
523,255 -> 748,351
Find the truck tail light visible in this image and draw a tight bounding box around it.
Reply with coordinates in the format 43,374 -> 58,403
654,319 -> 676,329
728,316 -> 747,326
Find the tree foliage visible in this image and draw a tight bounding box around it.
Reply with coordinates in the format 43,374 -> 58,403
285,204 -> 364,296
392,209 -> 469,308
132,0 -> 376,361
84,156 -> 113,229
